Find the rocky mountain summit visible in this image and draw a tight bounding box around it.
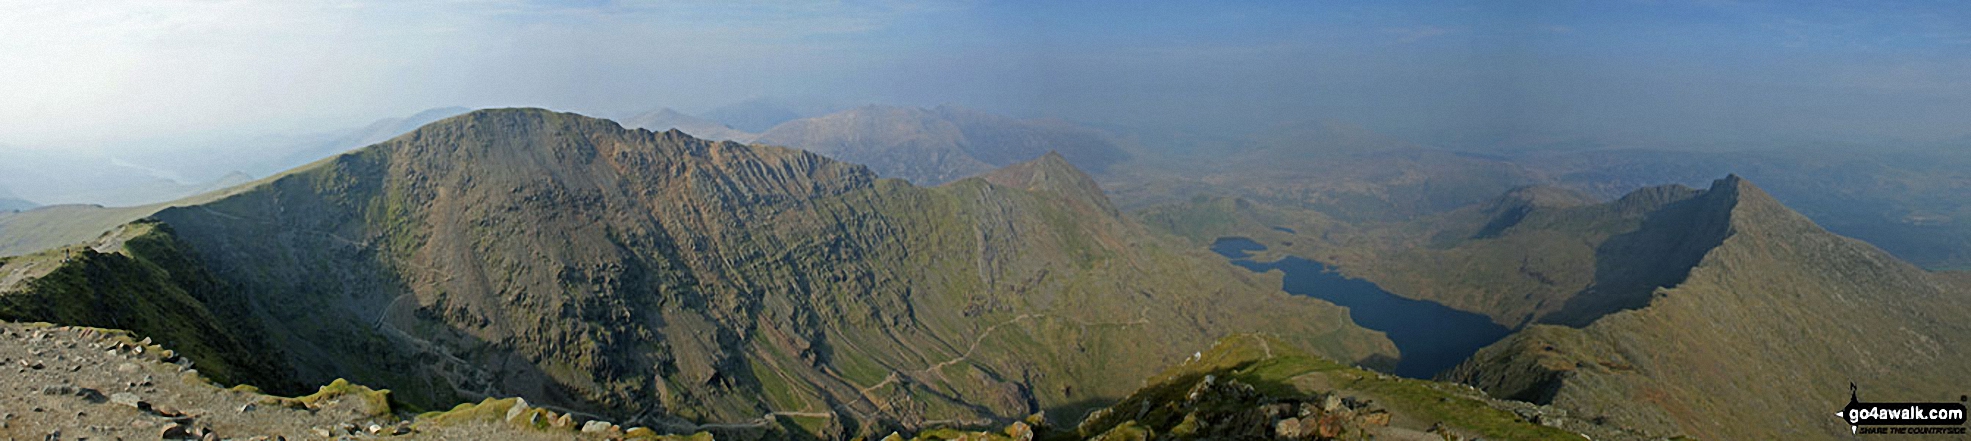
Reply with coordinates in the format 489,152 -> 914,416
0,109 -> 1390,439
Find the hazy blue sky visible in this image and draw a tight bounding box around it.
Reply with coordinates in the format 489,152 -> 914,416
3,0 -> 1969,154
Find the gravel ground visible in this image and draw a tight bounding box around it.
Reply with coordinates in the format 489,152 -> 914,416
0,321 -> 635,440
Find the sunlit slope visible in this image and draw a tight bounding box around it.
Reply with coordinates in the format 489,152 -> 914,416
1444,176 -> 1971,440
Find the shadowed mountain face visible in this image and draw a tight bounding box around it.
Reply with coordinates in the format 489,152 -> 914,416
1443,176 -> 1971,440
80,109 -> 1394,436
753,105 -> 1132,186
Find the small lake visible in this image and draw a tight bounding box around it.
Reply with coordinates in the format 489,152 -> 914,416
1211,237 -> 1512,378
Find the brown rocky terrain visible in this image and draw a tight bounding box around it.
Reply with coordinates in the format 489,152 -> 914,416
0,320 -> 698,440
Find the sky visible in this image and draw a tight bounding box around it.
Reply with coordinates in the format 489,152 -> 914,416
2,0 -> 1969,178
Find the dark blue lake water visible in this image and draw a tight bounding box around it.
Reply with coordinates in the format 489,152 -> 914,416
1210,237 -> 1511,378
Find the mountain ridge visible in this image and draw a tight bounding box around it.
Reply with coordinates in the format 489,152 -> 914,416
1443,175 -> 1971,439
6,108 -> 1393,438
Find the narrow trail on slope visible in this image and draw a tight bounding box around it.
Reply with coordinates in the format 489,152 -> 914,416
197,206 -> 370,248
1249,334 -> 1274,359
849,306 -> 1154,410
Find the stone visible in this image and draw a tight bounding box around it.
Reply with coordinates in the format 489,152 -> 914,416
1314,415 -> 1344,438
1006,421 -> 1034,441
581,420 -> 613,433
1538,414 -> 1564,428
503,398 -> 530,423
553,413 -> 573,428
160,423 -> 195,439
109,392 -> 148,410
116,363 -> 138,373
1275,417 -> 1304,438
1320,393 -> 1343,412
1361,410 -> 1391,426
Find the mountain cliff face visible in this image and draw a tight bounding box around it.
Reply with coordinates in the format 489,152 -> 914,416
85,108 -> 1394,437
1443,176 -> 1971,439
752,106 -> 1132,186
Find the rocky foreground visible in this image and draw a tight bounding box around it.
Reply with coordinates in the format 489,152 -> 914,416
0,320 -> 702,440
0,315 -> 1630,441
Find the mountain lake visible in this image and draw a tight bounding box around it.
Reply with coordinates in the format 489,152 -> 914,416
1211,237 -> 1512,378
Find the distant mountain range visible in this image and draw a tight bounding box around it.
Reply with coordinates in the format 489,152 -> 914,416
698,96 -> 843,133
620,104 -> 1136,188
0,107 -> 470,209
752,105 -> 1133,186
0,185 -> 35,212
618,108 -> 756,143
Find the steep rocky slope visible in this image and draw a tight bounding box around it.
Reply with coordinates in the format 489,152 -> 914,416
1442,176 -> 1971,439
7,108 -> 1391,438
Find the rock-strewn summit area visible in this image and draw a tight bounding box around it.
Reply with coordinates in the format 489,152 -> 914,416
0,320 -> 695,440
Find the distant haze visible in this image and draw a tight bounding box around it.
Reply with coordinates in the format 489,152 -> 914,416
3,1 -> 1969,189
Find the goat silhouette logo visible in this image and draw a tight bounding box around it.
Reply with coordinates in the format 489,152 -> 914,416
1836,383 -> 1967,435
